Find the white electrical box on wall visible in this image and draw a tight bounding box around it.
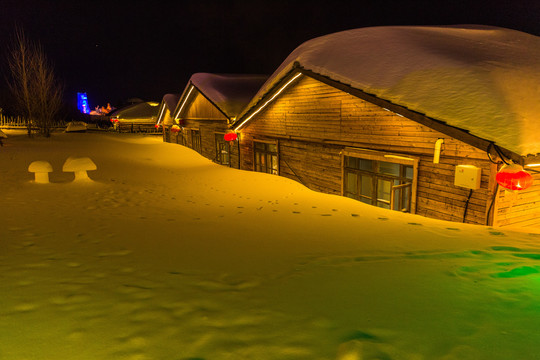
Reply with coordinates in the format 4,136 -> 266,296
454,165 -> 481,190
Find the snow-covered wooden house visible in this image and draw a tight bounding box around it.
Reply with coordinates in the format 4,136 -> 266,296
110,101 -> 160,133
231,25 -> 540,229
156,93 -> 180,141
165,73 -> 267,167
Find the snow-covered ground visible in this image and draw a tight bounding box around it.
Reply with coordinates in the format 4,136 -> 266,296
1,130 -> 540,360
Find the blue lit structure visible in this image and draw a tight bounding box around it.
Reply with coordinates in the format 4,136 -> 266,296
77,92 -> 90,114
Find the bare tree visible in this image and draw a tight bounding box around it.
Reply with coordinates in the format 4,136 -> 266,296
6,28 -> 63,137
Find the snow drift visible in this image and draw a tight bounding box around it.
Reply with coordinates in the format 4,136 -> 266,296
2,130 -> 540,359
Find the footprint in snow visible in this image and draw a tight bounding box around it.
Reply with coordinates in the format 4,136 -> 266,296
491,266 -> 540,278
513,253 -> 540,260
13,303 -> 39,313
98,250 -> 132,257
194,278 -> 261,292
491,246 -> 522,252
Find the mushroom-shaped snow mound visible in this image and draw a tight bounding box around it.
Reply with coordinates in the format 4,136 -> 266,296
28,160 -> 53,184
63,156 -> 97,181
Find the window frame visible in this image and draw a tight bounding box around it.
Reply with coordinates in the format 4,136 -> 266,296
341,147 -> 419,213
253,139 -> 279,175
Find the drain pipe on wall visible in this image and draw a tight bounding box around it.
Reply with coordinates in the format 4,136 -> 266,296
433,138 -> 444,164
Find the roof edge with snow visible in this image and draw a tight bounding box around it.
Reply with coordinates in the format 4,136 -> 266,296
233,25 -> 540,160
171,73 -> 269,122
233,64 -> 527,164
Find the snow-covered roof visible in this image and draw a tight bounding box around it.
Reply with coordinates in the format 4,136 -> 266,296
111,102 -> 160,119
162,94 -> 180,113
238,25 -> 540,157
189,73 -> 268,118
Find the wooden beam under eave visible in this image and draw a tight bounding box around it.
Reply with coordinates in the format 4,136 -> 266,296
524,154 -> 540,167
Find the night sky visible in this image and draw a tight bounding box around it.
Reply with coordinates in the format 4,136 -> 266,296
1,0 -> 540,112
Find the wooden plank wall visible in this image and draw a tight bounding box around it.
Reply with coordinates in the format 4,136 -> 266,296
185,90 -> 229,121
161,109 -> 174,126
182,119 -> 238,167
239,75 -> 497,225
493,173 -> 540,229
163,91 -> 240,168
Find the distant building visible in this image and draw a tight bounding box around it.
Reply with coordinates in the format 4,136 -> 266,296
109,102 -> 159,132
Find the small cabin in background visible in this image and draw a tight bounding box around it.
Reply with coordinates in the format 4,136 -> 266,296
110,101 -> 160,133
163,73 -> 267,168
231,26 -> 540,229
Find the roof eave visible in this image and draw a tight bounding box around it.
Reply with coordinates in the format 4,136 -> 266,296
233,65 -> 302,131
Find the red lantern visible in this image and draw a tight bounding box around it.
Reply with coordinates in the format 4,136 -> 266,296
496,163 -> 533,191
171,125 -> 181,133
224,132 -> 238,141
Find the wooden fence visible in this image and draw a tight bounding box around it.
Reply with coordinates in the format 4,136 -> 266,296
0,113 -> 159,134
0,114 -> 28,128
0,114 -> 66,129
114,121 -> 161,134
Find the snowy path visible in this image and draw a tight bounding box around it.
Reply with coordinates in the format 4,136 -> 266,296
1,131 -> 540,359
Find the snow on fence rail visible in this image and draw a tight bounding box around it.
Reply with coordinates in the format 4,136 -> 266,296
0,114 -> 66,129
0,114 -> 28,128
0,113 -> 158,134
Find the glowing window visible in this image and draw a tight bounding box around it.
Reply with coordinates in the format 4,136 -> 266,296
343,149 -> 418,213
253,141 -> 278,175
